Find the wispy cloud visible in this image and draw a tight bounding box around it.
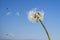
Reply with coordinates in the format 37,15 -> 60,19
16,12 -> 20,16
6,12 -> 11,16
0,33 -> 15,39
6,12 -> 20,16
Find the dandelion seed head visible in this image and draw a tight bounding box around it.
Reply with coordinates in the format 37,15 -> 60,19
28,8 -> 45,23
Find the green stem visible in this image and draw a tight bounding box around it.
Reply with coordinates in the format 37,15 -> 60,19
39,19 -> 51,40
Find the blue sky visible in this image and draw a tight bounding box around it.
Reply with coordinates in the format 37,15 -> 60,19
0,0 -> 60,40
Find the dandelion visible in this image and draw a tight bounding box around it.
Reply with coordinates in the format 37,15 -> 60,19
28,8 -> 51,40
28,8 -> 44,23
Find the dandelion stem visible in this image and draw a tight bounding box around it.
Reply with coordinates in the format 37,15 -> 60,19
39,19 -> 51,40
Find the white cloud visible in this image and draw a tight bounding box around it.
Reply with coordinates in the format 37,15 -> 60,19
16,12 -> 20,16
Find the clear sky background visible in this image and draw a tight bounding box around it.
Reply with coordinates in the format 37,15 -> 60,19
0,0 -> 60,40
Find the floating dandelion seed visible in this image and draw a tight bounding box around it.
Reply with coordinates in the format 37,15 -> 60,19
6,8 -> 11,16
